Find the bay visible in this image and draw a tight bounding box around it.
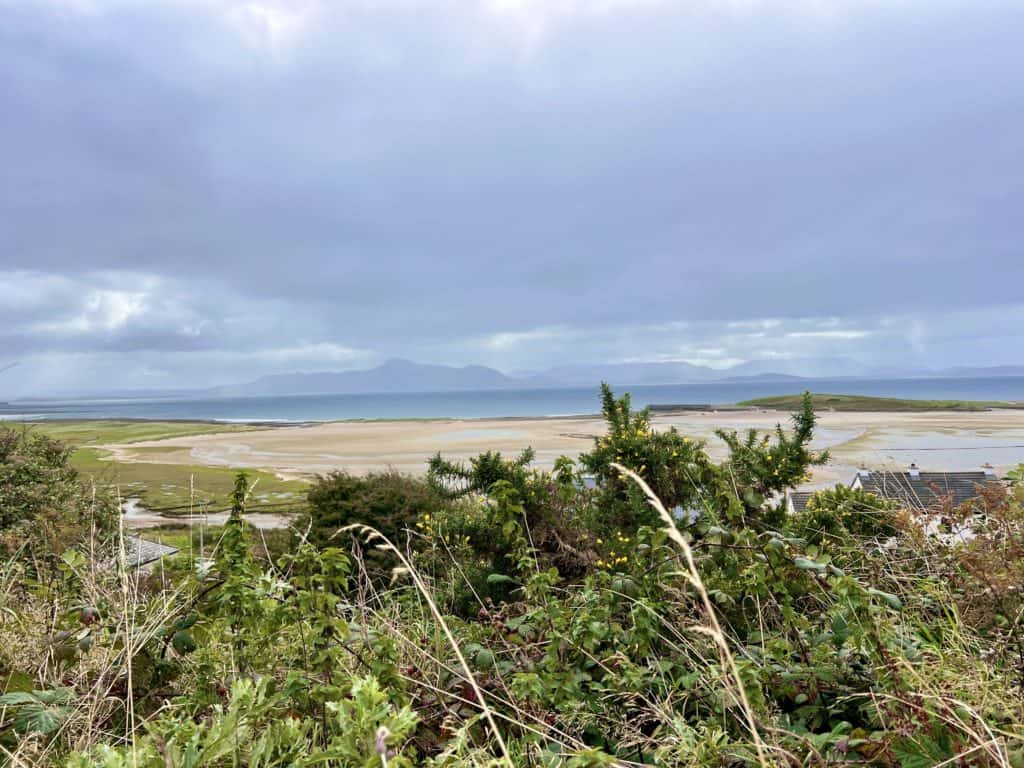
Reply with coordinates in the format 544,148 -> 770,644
3,376 -> 1024,422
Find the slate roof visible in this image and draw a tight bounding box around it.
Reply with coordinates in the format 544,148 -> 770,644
786,467 -> 1000,515
851,469 -> 998,511
787,491 -> 816,514
123,536 -> 180,568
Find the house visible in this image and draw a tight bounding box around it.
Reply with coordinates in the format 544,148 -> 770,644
787,463 -> 1000,514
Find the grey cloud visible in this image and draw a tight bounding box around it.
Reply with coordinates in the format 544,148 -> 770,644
1,0 -> 1023,394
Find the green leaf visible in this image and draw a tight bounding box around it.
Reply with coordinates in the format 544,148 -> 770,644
173,612 -> 199,630
486,573 -> 517,586
474,649 -> 495,671
868,588 -> 903,610
0,692 -> 42,706
172,630 -> 197,655
0,689 -> 72,736
15,705 -> 66,735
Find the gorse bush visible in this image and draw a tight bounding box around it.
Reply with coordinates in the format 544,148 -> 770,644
579,384 -> 709,530
1,393 -> 1023,767
790,484 -> 898,545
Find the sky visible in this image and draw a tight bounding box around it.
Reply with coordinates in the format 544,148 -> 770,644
1,0 -> 1023,396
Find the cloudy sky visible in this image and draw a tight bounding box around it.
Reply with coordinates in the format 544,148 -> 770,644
1,0 -> 1022,396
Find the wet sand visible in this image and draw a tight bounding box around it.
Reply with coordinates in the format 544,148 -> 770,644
100,408 -> 1024,490
120,496 -> 297,529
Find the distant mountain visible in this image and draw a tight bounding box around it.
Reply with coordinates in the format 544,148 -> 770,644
718,372 -> 808,383
215,356 -> 885,398
724,357 -> 872,379
214,358 -> 523,397
48,359 -> 1024,402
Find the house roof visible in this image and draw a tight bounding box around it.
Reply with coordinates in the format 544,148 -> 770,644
852,469 -> 998,510
787,491 -> 816,513
786,466 -> 1000,515
123,535 -> 180,568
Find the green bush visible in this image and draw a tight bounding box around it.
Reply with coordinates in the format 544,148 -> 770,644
0,427 -> 118,572
789,483 -> 898,545
578,383 -> 711,531
306,470 -> 442,575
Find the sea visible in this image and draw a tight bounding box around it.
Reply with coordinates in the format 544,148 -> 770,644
3,376 -> 1024,423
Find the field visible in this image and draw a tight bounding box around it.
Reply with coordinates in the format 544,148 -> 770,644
2,420 -> 263,444
1,420 -> 309,515
739,392 -> 1024,412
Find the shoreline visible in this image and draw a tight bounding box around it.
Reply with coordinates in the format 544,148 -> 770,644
89,408 -> 1024,485
8,401 -> 1023,429
11,405 -> 1024,523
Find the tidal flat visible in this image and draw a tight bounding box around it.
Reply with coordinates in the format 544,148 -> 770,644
77,407 -> 1024,492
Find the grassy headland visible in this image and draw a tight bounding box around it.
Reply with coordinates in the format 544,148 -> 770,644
739,392 -> 1024,412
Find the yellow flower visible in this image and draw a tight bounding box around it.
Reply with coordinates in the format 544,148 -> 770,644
597,559 -> 605,567
596,538 -> 603,545
424,513 -> 431,521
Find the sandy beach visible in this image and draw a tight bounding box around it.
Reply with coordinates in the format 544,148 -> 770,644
98,408 -> 1024,489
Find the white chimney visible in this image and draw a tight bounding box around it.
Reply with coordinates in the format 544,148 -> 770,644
908,463 -> 920,478
982,462 -> 996,478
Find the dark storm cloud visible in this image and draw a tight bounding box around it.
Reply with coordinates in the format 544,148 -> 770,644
1,0 -> 1023,393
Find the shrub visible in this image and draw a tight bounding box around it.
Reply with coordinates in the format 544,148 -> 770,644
427,447 -> 596,603
578,383 -> 711,531
789,484 -> 898,545
0,427 -> 118,573
306,470 -> 442,575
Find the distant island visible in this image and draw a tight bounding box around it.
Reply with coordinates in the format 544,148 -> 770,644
204,358 -> 1024,400
8,358 -> 1024,404
739,393 -> 1024,412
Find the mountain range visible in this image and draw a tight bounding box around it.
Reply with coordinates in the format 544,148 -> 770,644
207,358 -> 1024,398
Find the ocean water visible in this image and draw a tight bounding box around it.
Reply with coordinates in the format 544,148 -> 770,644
3,376 -> 1024,422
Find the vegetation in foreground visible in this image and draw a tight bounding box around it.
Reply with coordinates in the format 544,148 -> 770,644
2,386 -> 1024,767
739,392 -> 1024,412
0,421 -> 308,515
